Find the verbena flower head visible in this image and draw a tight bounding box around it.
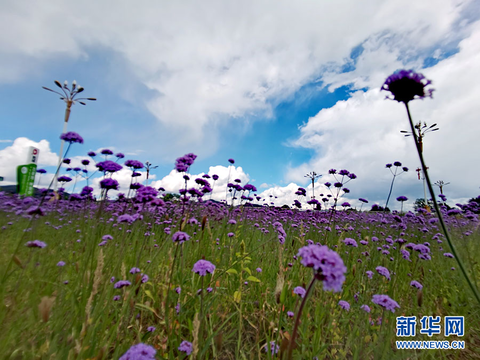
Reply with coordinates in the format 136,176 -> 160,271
60,132 -> 84,144
100,178 -> 119,191
125,159 -> 144,169
192,259 -> 215,276
37,168 -> 47,174
382,69 -> 434,104
57,261 -> 66,267
396,196 -> 408,202
96,160 -> 123,173
293,286 -> 306,298
178,341 -> 193,355
175,153 -> 197,172
263,341 -> 279,355
26,240 -> 47,248
119,343 -> 156,360
372,294 -> 400,313
57,176 -> 72,183
114,280 -> 131,289
101,149 -> 113,155
116,152 -> 125,159
376,266 -> 391,280
88,151 -> 96,157
343,238 -> 358,247
297,244 -> 347,292
228,158 -> 235,164
410,280 -> 423,290
338,300 -> 350,311
172,231 -> 190,244
361,304 -> 371,313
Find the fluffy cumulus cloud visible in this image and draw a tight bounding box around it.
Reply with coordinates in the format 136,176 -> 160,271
0,137 -> 58,185
0,0 -> 476,156
286,19 -> 480,210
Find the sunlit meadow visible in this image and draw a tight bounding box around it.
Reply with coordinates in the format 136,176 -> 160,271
1,71 -> 479,359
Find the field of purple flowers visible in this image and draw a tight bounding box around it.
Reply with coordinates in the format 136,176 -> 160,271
1,70 -> 479,359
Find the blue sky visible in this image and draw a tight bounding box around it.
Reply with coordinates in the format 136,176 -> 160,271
1,0 -> 480,210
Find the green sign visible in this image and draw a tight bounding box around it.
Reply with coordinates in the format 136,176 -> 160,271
0,176 -> 3,181
17,164 -> 37,196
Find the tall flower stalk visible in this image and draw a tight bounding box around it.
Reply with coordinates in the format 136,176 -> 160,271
384,162 -> 408,211
383,69 -> 480,304
286,244 -> 346,359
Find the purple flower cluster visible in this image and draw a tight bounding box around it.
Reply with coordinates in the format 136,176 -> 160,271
96,160 -> 123,173
376,266 -> 391,280
25,240 -> 47,248
178,340 -> 193,355
297,244 -> 347,292
100,178 -> 119,191
172,231 -> 191,244
382,69 -> 434,103
192,259 -> 215,276
372,294 -> 400,313
125,160 -> 144,169
114,280 -> 131,289
175,153 -> 197,172
60,132 -> 84,144
119,343 -> 156,360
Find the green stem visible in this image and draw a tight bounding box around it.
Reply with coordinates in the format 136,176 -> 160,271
286,276 -> 316,360
404,102 -> 480,305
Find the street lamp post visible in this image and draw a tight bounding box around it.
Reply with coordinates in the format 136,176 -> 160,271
304,171 -> 322,201
145,161 -> 158,186
401,122 -> 439,210
42,80 -> 96,192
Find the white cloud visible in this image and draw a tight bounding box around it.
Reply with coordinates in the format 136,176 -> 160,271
0,0 -> 476,156
0,140 -> 13,143
286,19 -> 480,210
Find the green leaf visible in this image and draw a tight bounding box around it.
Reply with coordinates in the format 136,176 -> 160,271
233,291 -> 241,303
244,267 -> 252,276
226,268 -> 238,275
144,290 -> 155,302
245,275 -> 261,283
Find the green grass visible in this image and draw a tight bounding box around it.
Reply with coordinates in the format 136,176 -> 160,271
0,199 -> 479,359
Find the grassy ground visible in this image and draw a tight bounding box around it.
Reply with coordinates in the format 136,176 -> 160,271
1,194 -> 479,359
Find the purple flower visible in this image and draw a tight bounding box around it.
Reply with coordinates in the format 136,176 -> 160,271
293,286 -> 306,298
172,231 -> 191,244
116,152 -> 125,159
228,158 -> 235,164
361,305 -> 371,313
119,343 -> 156,360
263,341 -> 279,355
343,238 -> 358,247
114,280 -> 131,289
376,266 -> 391,280
100,178 -> 119,190
147,326 -> 155,332
192,260 -> 215,276
88,151 -> 96,157
96,160 -> 123,173
141,274 -> 149,283
443,252 -> 454,258
396,196 -> 408,202
338,300 -> 350,311
57,261 -> 66,267
60,132 -> 84,144
366,270 -> 374,279
58,176 -> 72,183
113,295 -> 121,301
359,198 -> 368,203
410,280 -> 423,290
129,267 -> 141,274
25,240 -> 47,248
372,294 -> 400,313
101,149 -> 113,155
175,153 -> 197,172
413,244 -> 430,254
256,268 -> 262,273
297,244 -> 347,292
393,161 -> 402,167
175,287 -> 181,294
382,69 -> 434,103
125,159 -> 144,169
37,168 -> 47,174
287,311 -> 294,317
178,341 -> 193,355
